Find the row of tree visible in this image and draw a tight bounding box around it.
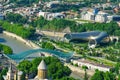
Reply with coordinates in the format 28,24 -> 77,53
91,70 -> 115,80
32,17 -> 120,36
0,21 -> 35,39
9,0 -> 39,6
0,43 -> 13,54
5,12 -> 27,24
45,3 -> 83,12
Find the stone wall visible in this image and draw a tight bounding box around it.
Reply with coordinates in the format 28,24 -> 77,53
40,31 -> 66,38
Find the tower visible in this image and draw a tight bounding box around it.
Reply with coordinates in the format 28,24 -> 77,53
25,74 -> 28,80
3,63 -> 16,80
14,71 -> 17,80
6,63 -> 12,80
17,71 -> 23,80
36,60 -> 48,79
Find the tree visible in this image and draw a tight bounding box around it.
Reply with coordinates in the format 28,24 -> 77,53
82,66 -> 88,80
91,70 -> 104,80
42,42 -> 55,50
104,71 -> 115,80
32,16 -> 48,28
47,61 -> 71,79
114,63 -> 120,74
3,45 -> 13,54
10,0 -> 39,6
6,12 -> 27,24
118,74 -> 120,80
59,77 -> 78,80
0,68 -> 8,80
0,44 -> 13,54
91,70 -> 115,80
0,21 -> 35,39
17,57 -> 72,79
31,18 -> 120,36
17,60 -> 32,74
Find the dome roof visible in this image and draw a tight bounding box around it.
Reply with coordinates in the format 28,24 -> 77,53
38,60 -> 47,70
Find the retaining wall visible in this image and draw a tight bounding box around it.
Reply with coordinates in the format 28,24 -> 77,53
3,31 -> 39,49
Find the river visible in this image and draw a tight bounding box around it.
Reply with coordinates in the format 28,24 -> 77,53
0,33 -> 83,80
0,34 -> 32,53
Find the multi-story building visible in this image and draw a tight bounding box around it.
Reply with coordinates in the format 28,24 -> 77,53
81,9 -> 109,23
37,11 -> 65,20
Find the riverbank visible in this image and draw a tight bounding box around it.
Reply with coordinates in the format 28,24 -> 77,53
3,31 -> 39,49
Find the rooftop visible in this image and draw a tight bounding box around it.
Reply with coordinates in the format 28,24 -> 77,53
64,31 -> 108,43
38,60 -> 47,70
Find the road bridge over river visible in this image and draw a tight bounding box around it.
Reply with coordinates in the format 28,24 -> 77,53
4,48 -> 74,63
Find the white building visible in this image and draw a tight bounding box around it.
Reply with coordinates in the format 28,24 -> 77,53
81,10 -> 109,23
46,1 -> 60,8
0,13 -> 4,20
119,3 -> 120,7
71,59 -> 111,72
95,11 -> 108,22
107,15 -> 120,22
38,11 -> 65,20
3,63 -> 23,80
102,3 -> 112,10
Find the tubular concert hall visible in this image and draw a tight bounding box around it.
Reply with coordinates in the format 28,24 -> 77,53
64,31 -> 109,48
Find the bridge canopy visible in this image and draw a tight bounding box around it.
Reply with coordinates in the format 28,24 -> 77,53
6,49 -> 74,63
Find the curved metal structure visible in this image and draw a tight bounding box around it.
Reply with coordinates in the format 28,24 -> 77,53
64,31 -> 108,43
88,39 -> 97,49
6,49 -> 74,62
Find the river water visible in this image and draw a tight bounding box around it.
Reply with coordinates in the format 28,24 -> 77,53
0,34 -> 32,53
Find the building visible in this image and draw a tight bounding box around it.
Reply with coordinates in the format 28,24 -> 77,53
3,64 -> 14,80
71,59 -> 111,72
3,63 -> 23,80
3,60 -> 49,80
0,13 -> 4,20
81,9 -> 109,23
45,1 -> 60,8
107,15 -> 120,22
62,11 -> 79,19
64,31 -> 109,48
0,4 -> 4,20
95,11 -> 108,22
37,12 -> 65,20
34,60 -> 48,80
113,7 -> 120,13
64,31 -> 109,46
111,15 -> 120,21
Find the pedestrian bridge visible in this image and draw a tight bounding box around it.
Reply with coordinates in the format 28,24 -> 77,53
6,49 -> 74,63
